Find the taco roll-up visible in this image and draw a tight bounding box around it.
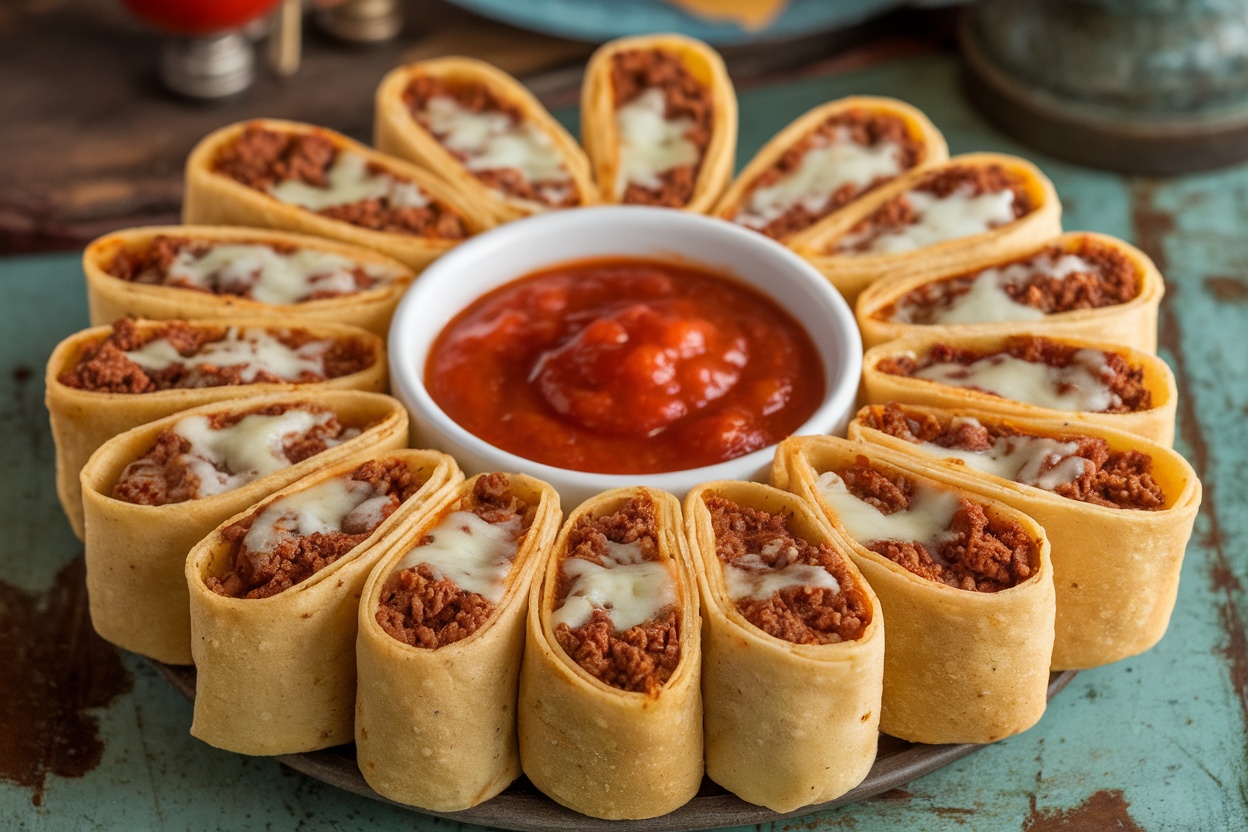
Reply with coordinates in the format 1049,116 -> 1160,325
185,449 -> 461,755
80,391 -> 407,665
518,487 -> 703,820
684,480 -> 884,813
581,34 -> 736,212
376,57 -> 595,224
355,473 -> 561,811
774,436 -> 1055,745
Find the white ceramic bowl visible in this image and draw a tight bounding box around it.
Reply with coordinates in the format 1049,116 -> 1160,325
388,206 -> 862,510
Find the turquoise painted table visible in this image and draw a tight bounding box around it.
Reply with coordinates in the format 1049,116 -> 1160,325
3,51 -> 1246,831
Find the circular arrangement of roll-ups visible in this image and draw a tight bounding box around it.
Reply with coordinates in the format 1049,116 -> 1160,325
45,29 -> 1204,828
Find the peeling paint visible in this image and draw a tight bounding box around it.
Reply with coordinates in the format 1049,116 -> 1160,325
1204,276 -> 1248,303
1022,789 -> 1144,831
0,556 -> 132,806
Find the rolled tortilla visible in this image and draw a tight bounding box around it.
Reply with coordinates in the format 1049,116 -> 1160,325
80,391 -> 407,665
84,225 -> 415,338
712,96 -> 947,242
47,317 -> 386,539
861,332 -> 1177,446
354,472 -> 562,811
773,435 -> 1056,745
185,449 -> 463,755
183,119 -> 488,272
375,57 -> 596,224
789,153 -> 1062,304
856,232 -> 1165,354
848,402 -> 1201,670
683,480 -> 884,813
580,34 -> 737,212
518,486 -> 702,820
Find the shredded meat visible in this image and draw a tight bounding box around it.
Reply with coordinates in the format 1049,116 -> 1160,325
56,318 -> 373,394
705,495 -> 869,644
111,404 -> 357,506
861,402 -> 1167,510
874,335 -> 1152,414
106,235 -> 375,300
883,239 -> 1140,323
611,49 -> 713,208
737,109 -> 924,240
404,77 -> 576,208
212,123 -> 466,239
838,164 -> 1033,253
553,496 -> 681,694
837,457 -> 1035,592
207,458 -> 423,600
375,473 -> 536,649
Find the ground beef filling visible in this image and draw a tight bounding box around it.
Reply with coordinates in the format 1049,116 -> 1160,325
704,495 -> 869,644
212,124 -> 466,239
838,164 -> 1033,253
56,318 -> 373,394
111,404 -> 358,506
838,458 -> 1034,592
553,496 -> 681,694
404,76 -> 575,208
611,49 -> 713,208
862,402 -> 1167,510
883,240 -> 1140,323
207,458 -> 422,599
739,110 -> 923,240
375,473 -> 536,649
875,335 -> 1151,414
107,235 -> 376,301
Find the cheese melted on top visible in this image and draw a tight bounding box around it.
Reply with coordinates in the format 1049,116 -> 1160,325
395,509 -> 521,604
614,87 -> 700,197
552,538 -> 676,631
911,417 -> 1091,491
838,185 -> 1018,255
723,548 -> 840,602
891,253 -> 1096,325
816,470 -> 962,560
124,327 -> 332,383
268,151 -> 429,212
241,475 -> 390,561
173,409 -> 349,498
911,348 -> 1121,412
418,96 -> 570,198
736,128 -> 904,230
167,244 -> 398,305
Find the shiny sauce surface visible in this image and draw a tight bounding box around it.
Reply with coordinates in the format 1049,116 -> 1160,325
426,258 -> 826,473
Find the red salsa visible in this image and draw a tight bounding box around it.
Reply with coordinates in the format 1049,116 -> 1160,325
426,258 -> 826,473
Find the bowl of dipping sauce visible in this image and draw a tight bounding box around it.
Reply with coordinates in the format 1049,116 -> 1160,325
389,206 -> 861,508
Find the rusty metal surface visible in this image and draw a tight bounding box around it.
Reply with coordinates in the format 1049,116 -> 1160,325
1,50 -> 1246,831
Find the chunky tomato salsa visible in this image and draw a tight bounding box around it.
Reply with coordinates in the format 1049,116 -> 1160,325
426,258 -> 825,473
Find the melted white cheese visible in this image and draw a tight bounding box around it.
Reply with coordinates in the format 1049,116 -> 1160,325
614,87 -> 700,197
551,539 -> 676,632
418,96 -> 569,193
124,327 -> 331,383
268,151 -> 429,211
395,510 -> 521,603
816,470 -> 961,558
736,128 -> 903,230
723,551 -> 840,601
241,476 -> 384,559
168,244 -> 396,305
839,186 -> 1018,255
914,418 -> 1092,491
892,253 -> 1096,325
166,409 -> 340,498
911,348 -> 1121,412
